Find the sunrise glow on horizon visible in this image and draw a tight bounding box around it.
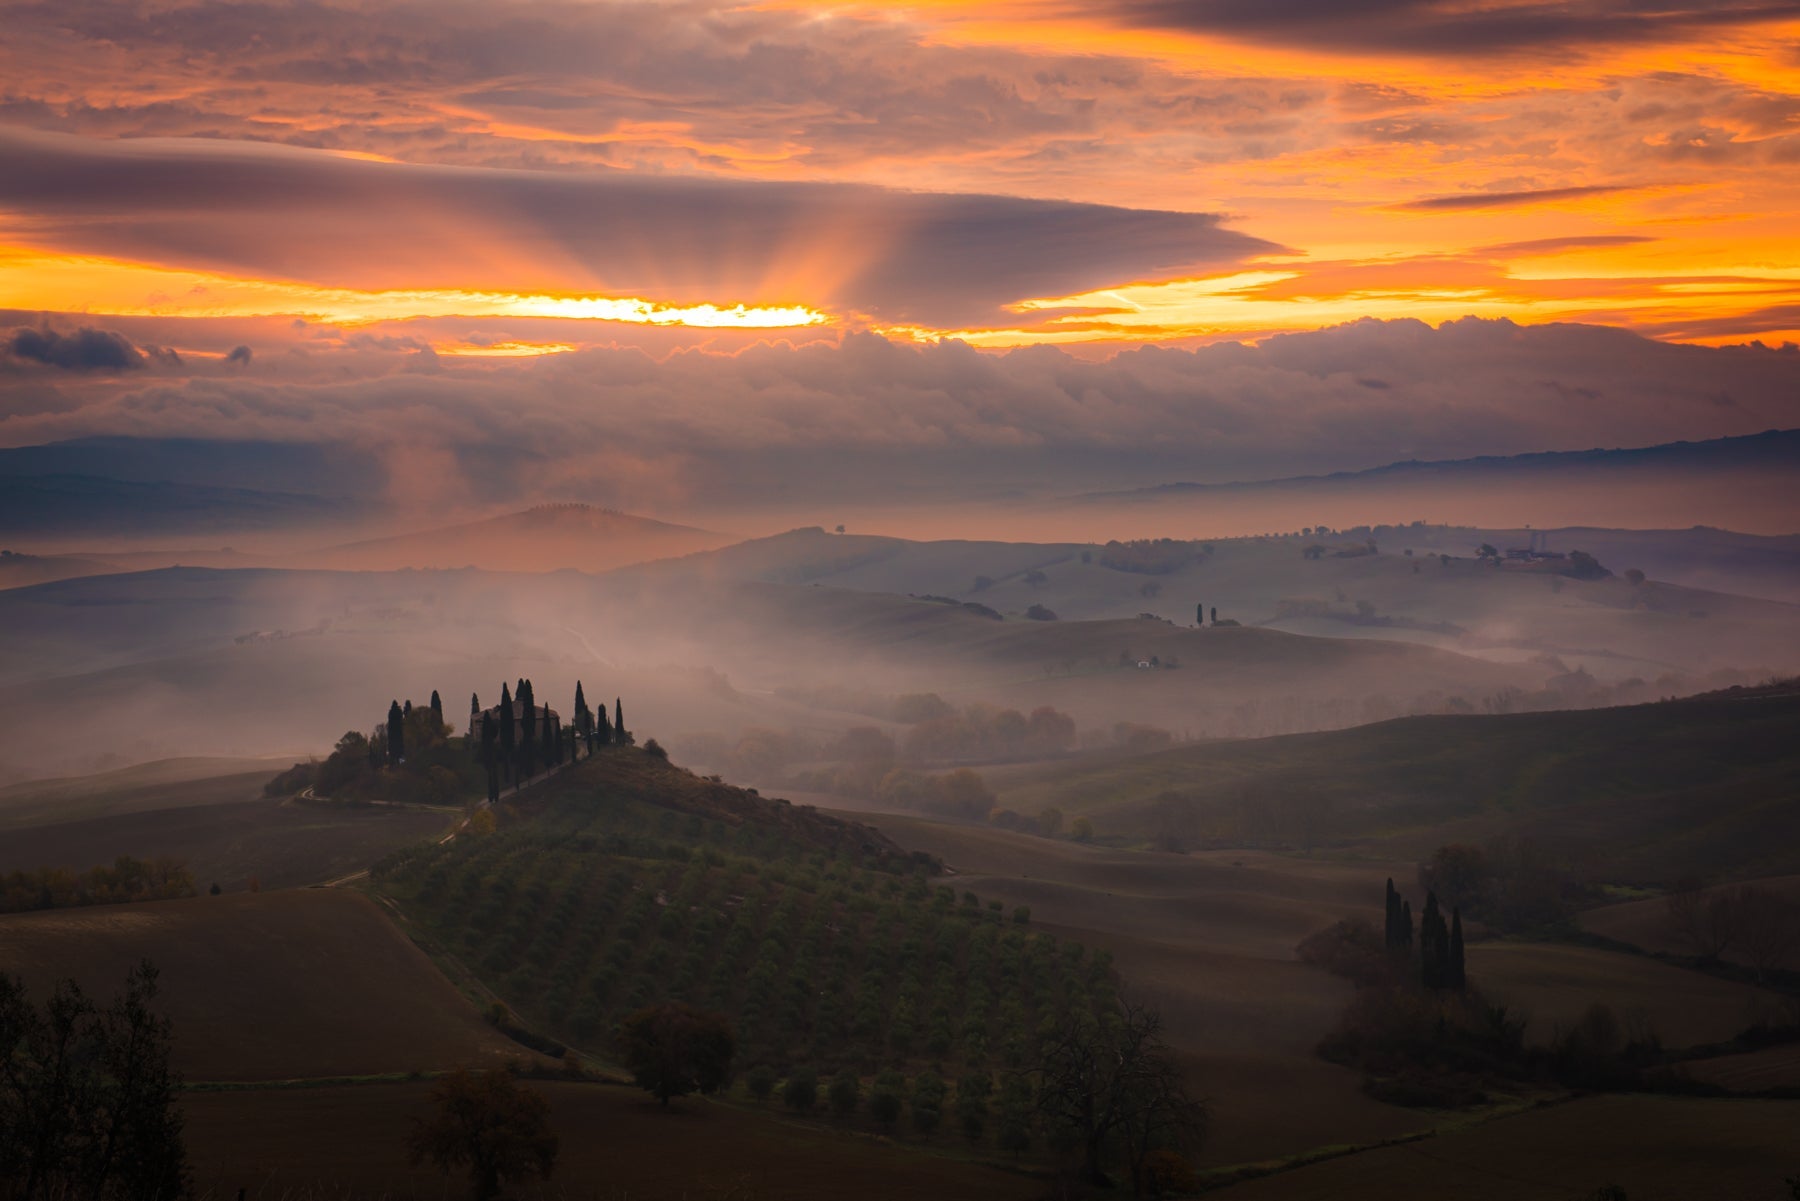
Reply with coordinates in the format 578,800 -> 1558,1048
0,1 -> 1796,354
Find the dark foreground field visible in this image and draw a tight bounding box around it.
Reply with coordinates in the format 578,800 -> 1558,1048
181,1079 -> 1040,1201
1211,1094 -> 1800,1200
0,890 -> 531,1079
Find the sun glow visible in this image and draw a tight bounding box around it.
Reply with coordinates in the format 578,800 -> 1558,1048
0,247 -> 832,330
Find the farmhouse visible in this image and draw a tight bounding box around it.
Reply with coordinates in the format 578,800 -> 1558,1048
468,703 -> 561,742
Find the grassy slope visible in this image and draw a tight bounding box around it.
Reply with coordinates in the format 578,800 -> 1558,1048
0,890 -> 535,1080
0,793 -> 451,891
991,683 -> 1800,882
1210,1095 -> 1800,1200
859,816 -> 1426,1166
0,758 -> 283,829
181,1079 -> 1040,1201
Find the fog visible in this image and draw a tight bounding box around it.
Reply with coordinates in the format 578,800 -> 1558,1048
2,515 -> 1795,791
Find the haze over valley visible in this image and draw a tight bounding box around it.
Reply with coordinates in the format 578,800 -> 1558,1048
4,4 -> 1800,1198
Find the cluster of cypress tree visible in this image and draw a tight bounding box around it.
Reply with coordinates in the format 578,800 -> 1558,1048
470,679 -> 630,803
1384,878 -> 1465,992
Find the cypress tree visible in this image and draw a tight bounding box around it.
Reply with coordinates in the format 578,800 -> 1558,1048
403,698 -> 412,718
596,702 -> 611,748
541,702 -> 553,767
430,689 -> 443,727
615,697 -> 625,744
518,679 -> 536,776
1196,602 -> 1204,626
1421,891 -> 1449,990
1209,606 -> 1218,625
498,683 -> 516,782
387,700 -> 405,764
574,682 -> 589,734
1449,908 -> 1466,992
480,712 -> 499,804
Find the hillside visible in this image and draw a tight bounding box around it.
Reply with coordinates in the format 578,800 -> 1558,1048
373,747 -> 1116,1101
1061,428 -> 1800,538
653,525 -> 1800,681
990,682 -> 1800,882
0,563 -> 1554,781
311,502 -> 730,572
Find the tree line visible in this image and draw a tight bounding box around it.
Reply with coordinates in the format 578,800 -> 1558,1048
0,856 -> 195,915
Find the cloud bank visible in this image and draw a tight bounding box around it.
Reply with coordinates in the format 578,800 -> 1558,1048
2,315 -> 1794,519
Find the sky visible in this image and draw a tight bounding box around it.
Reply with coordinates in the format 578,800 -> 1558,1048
2,0 -> 1798,521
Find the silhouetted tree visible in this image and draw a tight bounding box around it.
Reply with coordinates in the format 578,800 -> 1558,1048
1209,606 -> 1217,625
517,679 -> 536,776
617,1002 -> 736,1107
0,960 -> 188,1201
540,701 -> 553,769
470,692 -> 480,721
497,683 -> 515,783
596,703 -> 612,747
430,690 -> 443,726
407,1068 -> 557,1201
574,682 -> 589,737
1032,997 -> 1205,1192
480,712 -> 499,804
1420,891 -> 1450,990
1449,908 -> 1467,991
1195,602 -> 1204,626
614,697 -> 626,744
387,700 -> 405,763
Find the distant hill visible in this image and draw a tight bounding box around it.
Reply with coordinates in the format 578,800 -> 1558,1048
1059,429 -> 1800,537
992,681 -> 1800,883
0,473 -> 360,538
644,524 -> 1800,680
309,502 -> 729,572
1078,428 -> 1800,503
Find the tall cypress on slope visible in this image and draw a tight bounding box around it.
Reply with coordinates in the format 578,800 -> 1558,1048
518,678 -> 536,776
387,700 -> 405,764
429,690 -> 443,727
614,697 -> 625,744
1449,908 -> 1467,992
480,711 -> 499,804
498,683 -> 516,782
596,700 -> 612,747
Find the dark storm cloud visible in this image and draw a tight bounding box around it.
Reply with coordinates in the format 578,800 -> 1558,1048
3,325 -> 144,370
0,127 -> 1278,325
1390,185 -> 1637,211
1081,0 -> 1800,55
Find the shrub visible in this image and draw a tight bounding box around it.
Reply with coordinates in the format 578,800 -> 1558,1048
869,1070 -> 905,1126
782,1066 -> 819,1113
828,1068 -> 861,1117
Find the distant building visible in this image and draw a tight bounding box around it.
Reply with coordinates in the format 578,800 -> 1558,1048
469,703 -> 561,742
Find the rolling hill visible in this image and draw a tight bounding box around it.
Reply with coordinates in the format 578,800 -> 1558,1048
309,501 -> 730,572
988,681 -> 1800,882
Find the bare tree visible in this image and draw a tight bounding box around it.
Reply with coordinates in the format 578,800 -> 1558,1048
1031,997 -> 1206,1194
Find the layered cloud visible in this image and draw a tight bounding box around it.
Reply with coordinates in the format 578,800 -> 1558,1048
0,126 -> 1272,328
0,0 -> 1795,370
2,315 -> 1794,518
